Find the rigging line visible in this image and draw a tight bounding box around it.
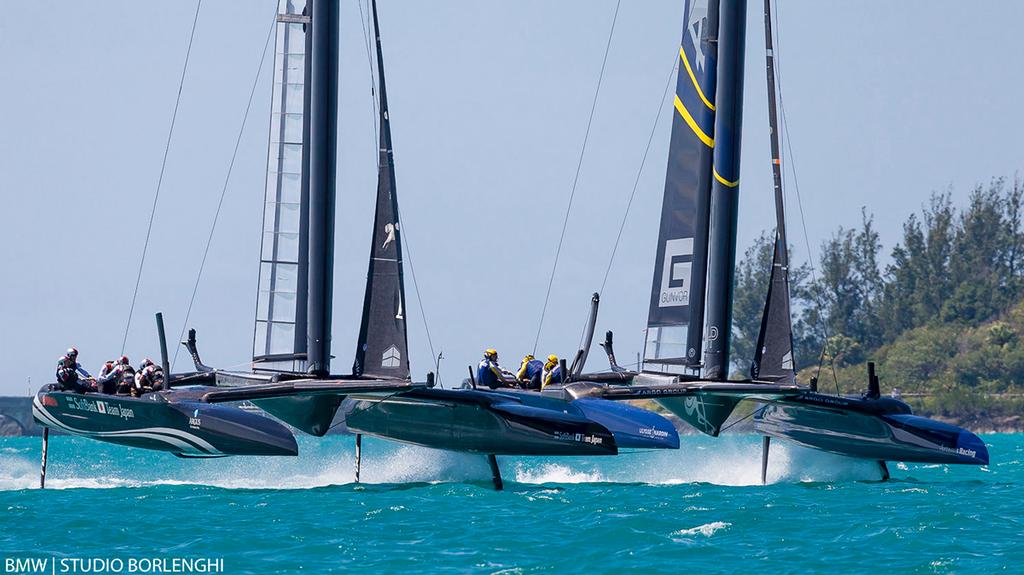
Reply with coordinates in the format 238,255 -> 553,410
719,404 -> 767,434
171,12 -> 278,370
121,0 -> 203,354
599,55 -> 677,295
532,0 -> 623,355
771,2 -> 840,394
356,0 -> 380,138
396,204 -> 439,372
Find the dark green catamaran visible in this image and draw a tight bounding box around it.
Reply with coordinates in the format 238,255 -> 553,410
586,0 -> 988,481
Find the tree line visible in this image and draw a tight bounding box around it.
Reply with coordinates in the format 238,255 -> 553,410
731,176 -> 1024,400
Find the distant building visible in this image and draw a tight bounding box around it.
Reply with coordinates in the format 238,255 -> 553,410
0,397 -> 43,436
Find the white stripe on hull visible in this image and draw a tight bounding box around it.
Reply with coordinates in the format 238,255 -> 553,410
33,397 -> 222,456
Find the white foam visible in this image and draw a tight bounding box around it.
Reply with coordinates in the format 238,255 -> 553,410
0,434 -> 890,491
673,521 -> 731,537
512,463 -> 605,484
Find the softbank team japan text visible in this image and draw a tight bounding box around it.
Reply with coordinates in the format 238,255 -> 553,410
3,557 -> 225,574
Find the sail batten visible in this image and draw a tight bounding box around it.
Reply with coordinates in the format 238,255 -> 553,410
645,0 -> 720,373
352,0 -> 410,380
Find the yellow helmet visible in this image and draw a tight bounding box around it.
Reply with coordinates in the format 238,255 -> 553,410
547,354 -> 558,365
523,354 -> 535,361
485,349 -> 498,359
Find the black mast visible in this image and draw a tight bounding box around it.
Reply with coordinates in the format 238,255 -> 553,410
751,0 -> 795,381
352,0 -> 410,379
702,0 -> 747,380
306,0 -> 340,376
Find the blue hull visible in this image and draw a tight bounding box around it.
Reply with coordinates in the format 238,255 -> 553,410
755,400 -> 989,465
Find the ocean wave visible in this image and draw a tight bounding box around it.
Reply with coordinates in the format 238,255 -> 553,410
673,521 -> 732,537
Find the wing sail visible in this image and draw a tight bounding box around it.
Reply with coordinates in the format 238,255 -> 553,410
646,0 -> 720,372
254,0 -> 312,373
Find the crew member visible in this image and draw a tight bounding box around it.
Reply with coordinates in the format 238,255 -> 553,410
542,354 -> 563,389
134,360 -> 165,396
56,347 -> 94,392
477,349 -> 514,389
95,360 -> 118,394
517,354 -> 544,390
114,356 -> 135,396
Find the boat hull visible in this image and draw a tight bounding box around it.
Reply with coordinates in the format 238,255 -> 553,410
754,397 -> 989,465
32,389 -> 298,457
340,388 -> 639,456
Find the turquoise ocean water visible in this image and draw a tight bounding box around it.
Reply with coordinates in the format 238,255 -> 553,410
0,433 -> 1019,574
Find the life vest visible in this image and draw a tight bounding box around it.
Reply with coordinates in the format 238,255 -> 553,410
477,358 -> 501,389
115,365 -> 135,394
56,357 -> 78,386
518,359 -> 544,388
542,364 -> 563,389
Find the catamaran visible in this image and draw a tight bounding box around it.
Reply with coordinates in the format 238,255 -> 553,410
30,0 -> 434,487
574,0 -> 988,481
161,0 -> 688,491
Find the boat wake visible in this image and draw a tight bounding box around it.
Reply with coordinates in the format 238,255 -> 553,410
0,435 -> 888,491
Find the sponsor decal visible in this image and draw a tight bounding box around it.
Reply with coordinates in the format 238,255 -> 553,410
552,431 -> 604,445
66,397 -> 134,421
189,409 -> 202,430
801,395 -> 851,408
659,238 -> 693,308
638,427 -> 670,439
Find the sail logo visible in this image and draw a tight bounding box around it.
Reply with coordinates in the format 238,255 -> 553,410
189,408 -> 202,429
660,238 -> 693,308
382,345 -> 401,368
686,0 -> 709,72
382,222 -> 399,250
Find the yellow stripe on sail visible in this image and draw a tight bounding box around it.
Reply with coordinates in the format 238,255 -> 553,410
680,46 -> 714,111
674,95 -> 714,148
713,167 -> 739,188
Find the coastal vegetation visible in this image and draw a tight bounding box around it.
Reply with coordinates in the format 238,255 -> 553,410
732,176 -> 1024,429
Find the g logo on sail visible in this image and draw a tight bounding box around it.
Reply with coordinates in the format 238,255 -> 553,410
659,238 -> 693,308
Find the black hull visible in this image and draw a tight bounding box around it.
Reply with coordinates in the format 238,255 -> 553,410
340,388 -> 679,456
33,388 -> 297,457
754,394 -> 989,465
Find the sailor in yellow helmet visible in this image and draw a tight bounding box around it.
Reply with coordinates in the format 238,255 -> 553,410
477,349 -> 515,389
541,354 -> 564,389
517,354 -> 544,390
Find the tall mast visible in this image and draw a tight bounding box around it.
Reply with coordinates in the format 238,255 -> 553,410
751,0 -> 795,381
702,0 -> 747,380
762,0 -> 787,265
352,0 -> 410,379
306,0 -> 341,376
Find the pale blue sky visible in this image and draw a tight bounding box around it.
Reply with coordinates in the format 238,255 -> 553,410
1,1 -> 1022,394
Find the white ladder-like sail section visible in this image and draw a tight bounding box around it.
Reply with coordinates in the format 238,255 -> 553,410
254,0 -> 310,372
